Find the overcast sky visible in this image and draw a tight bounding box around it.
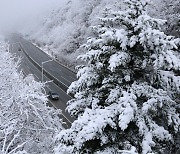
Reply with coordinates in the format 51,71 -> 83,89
0,0 -> 67,33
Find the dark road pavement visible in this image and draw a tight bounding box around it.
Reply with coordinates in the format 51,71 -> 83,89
8,34 -> 76,128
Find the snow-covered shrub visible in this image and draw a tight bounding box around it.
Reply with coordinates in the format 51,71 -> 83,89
54,0 -> 180,153
0,39 -> 63,154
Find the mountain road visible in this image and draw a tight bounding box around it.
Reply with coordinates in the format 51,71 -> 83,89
8,34 -> 76,128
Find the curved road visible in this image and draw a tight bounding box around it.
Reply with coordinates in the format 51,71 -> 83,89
8,34 -> 76,128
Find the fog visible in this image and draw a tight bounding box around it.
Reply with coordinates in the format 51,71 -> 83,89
0,0 -> 67,34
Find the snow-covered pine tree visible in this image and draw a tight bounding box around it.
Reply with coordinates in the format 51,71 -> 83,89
55,0 -> 180,153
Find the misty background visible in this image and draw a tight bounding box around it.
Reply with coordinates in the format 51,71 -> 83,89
0,0 -> 67,34
0,0 -> 179,70
0,0 -> 120,70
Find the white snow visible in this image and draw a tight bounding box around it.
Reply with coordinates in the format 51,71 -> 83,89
0,38 -> 63,154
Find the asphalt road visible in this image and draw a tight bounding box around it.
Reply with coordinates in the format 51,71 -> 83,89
8,34 -> 76,128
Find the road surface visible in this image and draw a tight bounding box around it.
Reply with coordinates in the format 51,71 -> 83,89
8,34 -> 76,128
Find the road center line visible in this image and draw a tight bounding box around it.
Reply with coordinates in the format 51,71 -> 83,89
49,100 -> 72,125
61,75 -> 71,84
33,74 -> 40,80
10,40 -> 73,127
69,76 -> 76,80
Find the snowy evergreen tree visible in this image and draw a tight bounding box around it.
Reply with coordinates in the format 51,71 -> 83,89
55,0 -> 180,153
0,40 -> 63,154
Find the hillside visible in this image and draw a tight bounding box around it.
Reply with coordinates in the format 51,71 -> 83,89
21,0 -> 179,70
22,0 -> 122,70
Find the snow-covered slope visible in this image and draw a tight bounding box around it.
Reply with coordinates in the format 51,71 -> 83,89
22,0 -> 179,70
22,0 -> 120,69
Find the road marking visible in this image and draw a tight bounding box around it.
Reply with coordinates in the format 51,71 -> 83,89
19,42 -> 69,91
22,70 -> 27,76
49,80 -> 73,99
10,42 -> 72,100
22,65 -> 72,126
33,42 -> 76,74
26,65 -> 31,70
61,75 -> 71,84
25,49 -> 73,99
13,41 -> 73,126
33,74 -> 40,80
47,86 -> 52,91
48,99 -> 72,125
69,76 -> 76,80
19,45 -> 73,101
